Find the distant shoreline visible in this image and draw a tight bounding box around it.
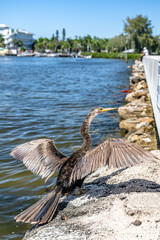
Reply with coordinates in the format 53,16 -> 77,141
0,52 -> 141,60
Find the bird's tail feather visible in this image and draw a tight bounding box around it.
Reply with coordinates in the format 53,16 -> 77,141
14,185 -> 62,224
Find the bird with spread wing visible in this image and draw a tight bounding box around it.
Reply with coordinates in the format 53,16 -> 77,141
10,107 -> 157,224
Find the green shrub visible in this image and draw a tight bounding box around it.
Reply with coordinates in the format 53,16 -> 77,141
81,52 -> 141,59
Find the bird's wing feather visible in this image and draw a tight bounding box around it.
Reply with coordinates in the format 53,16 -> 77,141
10,139 -> 68,181
70,138 -> 158,183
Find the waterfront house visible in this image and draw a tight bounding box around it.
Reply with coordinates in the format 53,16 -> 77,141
0,24 -> 34,50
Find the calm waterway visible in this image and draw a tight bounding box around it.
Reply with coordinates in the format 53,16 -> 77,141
0,56 -> 133,240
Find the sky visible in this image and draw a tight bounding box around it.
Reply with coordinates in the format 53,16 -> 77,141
1,0 -> 160,40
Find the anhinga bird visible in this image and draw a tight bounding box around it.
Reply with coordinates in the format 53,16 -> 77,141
10,107 -> 157,224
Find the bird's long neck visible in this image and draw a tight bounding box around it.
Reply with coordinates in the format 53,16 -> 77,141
80,111 -> 96,152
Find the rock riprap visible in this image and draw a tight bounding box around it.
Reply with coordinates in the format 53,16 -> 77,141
118,61 -> 157,151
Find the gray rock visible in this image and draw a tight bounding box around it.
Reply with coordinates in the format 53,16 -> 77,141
130,76 -> 145,87
125,89 -> 150,103
119,60 -> 157,151
127,131 -> 157,151
131,80 -> 148,91
118,101 -> 153,120
119,117 -> 154,133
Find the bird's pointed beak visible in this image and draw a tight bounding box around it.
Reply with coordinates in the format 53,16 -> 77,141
101,107 -> 117,112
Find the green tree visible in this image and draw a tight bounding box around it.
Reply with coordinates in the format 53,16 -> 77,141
56,30 -> 59,40
13,38 -> 18,49
83,35 -> 92,52
32,20 -> 159,54
32,39 -> 37,50
62,28 -> 66,41
151,35 -> 160,53
35,40 -> 45,52
66,38 -> 74,52
43,38 -> 49,49
20,47 -> 27,52
60,41 -> 70,52
48,41 -> 55,51
17,40 -> 23,48
0,34 -> 4,43
0,43 -> 5,48
38,37 -> 44,43
0,34 -> 5,48
51,34 -> 55,41
92,37 -> 109,52
123,15 -> 153,52
72,40 -> 82,52
107,34 -> 126,52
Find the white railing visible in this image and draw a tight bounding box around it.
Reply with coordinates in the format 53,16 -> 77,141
143,56 -> 160,139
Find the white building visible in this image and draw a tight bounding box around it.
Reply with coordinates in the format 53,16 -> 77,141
0,24 -> 34,49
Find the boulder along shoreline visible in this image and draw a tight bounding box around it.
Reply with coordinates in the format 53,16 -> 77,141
118,60 -> 158,151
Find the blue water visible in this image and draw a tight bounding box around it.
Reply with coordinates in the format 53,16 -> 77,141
0,56 -> 133,239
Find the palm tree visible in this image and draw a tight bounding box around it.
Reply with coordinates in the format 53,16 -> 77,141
0,34 -> 5,48
62,28 -> 66,41
13,38 -> 18,49
0,34 -> 4,44
56,30 -> 59,40
17,40 -> 23,48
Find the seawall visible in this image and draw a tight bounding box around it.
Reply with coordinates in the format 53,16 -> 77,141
143,56 -> 160,139
118,60 -> 158,151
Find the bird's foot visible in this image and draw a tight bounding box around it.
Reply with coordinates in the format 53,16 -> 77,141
78,187 -> 85,196
65,192 -> 70,196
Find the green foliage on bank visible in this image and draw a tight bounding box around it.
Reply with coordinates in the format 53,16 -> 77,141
0,34 -> 5,48
123,15 -> 159,53
82,52 -> 141,59
127,53 -> 141,59
34,15 -> 160,54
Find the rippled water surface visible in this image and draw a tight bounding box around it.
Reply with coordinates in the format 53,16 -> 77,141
0,56 -> 133,239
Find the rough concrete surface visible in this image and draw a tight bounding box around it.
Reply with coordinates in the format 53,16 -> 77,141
23,150 -> 160,240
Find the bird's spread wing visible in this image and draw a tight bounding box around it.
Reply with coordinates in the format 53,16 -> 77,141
69,138 -> 158,183
10,139 -> 68,181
